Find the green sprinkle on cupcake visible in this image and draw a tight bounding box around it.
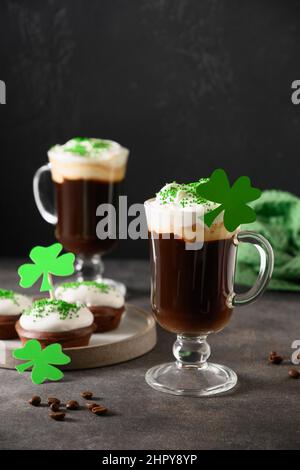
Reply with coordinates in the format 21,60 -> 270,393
24,299 -> 81,321
0,289 -> 18,304
59,281 -> 111,294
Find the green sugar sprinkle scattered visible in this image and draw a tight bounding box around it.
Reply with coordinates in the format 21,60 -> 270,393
63,138 -> 111,157
73,137 -> 87,142
92,141 -> 110,150
60,281 -> 111,293
157,179 -> 210,208
24,299 -> 81,320
0,289 -> 18,304
65,144 -> 87,156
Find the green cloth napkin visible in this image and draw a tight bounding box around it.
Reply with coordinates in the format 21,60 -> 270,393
236,190 -> 300,291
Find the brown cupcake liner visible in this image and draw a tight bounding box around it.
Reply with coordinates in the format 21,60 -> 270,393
15,320 -> 97,348
88,305 -> 125,333
0,314 -> 20,339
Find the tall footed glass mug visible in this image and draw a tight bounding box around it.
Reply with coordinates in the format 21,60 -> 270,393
144,184 -> 274,396
33,138 -> 129,293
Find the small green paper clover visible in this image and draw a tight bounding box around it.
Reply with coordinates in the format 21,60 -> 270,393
18,243 -> 75,293
13,339 -> 71,385
196,169 -> 261,232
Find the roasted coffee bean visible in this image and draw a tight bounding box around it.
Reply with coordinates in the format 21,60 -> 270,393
86,402 -> 99,411
49,411 -> 65,421
288,369 -> 300,379
29,395 -> 41,407
81,391 -> 93,399
92,405 -> 107,416
50,402 -> 60,412
47,397 -> 60,406
269,354 -> 283,364
66,400 -> 79,410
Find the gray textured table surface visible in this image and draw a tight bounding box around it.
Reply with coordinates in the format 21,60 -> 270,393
0,259 -> 299,450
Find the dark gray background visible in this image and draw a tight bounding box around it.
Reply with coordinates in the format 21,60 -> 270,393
1,0 -> 300,258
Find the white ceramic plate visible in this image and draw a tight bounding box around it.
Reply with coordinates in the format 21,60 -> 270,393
0,304 -> 156,370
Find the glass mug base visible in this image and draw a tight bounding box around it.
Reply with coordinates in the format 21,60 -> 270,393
145,362 -> 237,397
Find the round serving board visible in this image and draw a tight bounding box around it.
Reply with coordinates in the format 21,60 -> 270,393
0,304 -> 156,370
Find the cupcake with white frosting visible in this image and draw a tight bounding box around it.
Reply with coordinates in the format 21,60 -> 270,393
15,299 -> 96,347
55,281 -> 125,332
0,289 -> 32,339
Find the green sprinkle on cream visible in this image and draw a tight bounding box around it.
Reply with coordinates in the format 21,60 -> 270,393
92,141 -> 111,150
73,137 -> 87,142
59,281 -> 111,294
0,289 -> 18,304
24,299 -> 81,320
57,137 -> 112,158
65,144 -> 87,156
157,179 -> 210,208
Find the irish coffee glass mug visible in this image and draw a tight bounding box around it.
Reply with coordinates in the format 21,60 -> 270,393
33,163 -> 127,294
145,200 -> 274,396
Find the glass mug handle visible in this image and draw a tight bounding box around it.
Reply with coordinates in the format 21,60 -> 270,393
33,163 -> 58,225
232,230 -> 274,307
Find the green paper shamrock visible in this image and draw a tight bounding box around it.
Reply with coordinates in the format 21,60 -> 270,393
18,243 -> 75,293
196,169 -> 261,232
12,339 -> 71,384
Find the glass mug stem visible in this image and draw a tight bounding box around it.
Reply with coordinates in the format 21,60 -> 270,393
75,254 -> 104,282
174,335 -> 211,369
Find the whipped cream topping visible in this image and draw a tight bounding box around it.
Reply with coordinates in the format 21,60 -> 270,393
19,299 -> 94,332
55,282 -> 124,309
0,290 -> 32,316
145,180 -> 234,241
156,180 -> 217,211
48,137 -> 129,183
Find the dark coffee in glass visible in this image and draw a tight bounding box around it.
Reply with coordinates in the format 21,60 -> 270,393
55,179 -> 122,256
150,234 -> 236,335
